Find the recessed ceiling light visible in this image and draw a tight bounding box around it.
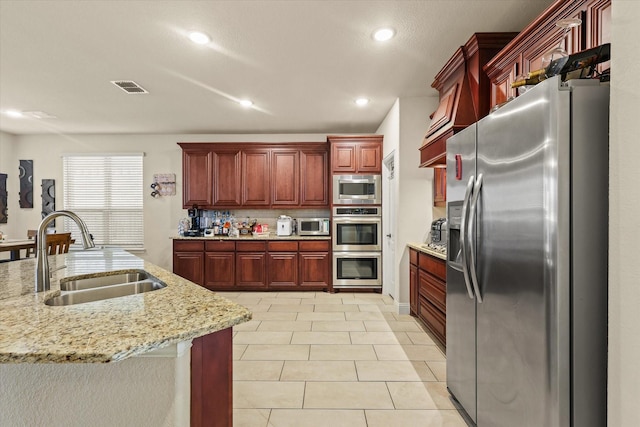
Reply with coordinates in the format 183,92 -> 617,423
4,110 -> 24,118
239,99 -> 253,108
188,31 -> 211,45
373,28 -> 395,42
355,98 -> 370,106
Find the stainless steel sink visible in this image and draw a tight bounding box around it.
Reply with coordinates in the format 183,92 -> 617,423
45,280 -> 166,306
60,271 -> 149,291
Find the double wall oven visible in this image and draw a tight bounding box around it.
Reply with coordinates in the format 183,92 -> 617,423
332,206 -> 382,288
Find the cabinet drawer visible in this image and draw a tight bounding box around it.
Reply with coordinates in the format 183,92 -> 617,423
268,241 -> 298,252
299,240 -> 330,252
173,240 -> 204,251
419,270 -> 446,313
410,248 -> 418,266
419,253 -> 446,280
205,240 -> 235,251
237,241 -> 267,252
419,297 -> 446,345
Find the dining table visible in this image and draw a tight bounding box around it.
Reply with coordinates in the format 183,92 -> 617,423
0,239 -> 36,261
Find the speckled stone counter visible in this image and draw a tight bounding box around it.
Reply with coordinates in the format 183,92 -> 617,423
407,242 -> 447,261
0,248 -> 251,363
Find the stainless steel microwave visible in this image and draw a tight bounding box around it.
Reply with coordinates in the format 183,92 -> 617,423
332,174 -> 381,205
297,218 -> 330,236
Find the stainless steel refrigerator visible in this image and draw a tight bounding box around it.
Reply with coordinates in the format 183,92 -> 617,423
446,76 -> 609,427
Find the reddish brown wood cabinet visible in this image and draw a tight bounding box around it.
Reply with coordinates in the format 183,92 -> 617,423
299,240 -> 331,288
236,241 -> 267,288
267,241 -> 299,288
213,150 -> 242,207
433,168 -> 447,208
179,143 -> 328,209
327,135 -> 383,174
182,150 -> 213,207
173,240 -> 205,285
242,150 -> 271,207
191,328 -> 233,427
419,33 -> 517,168
409,249 -> 419,316
484,0 -> 612,108
204,241 -> 236,290
174,238 -> 331,291
272,150 -> 300,206
300,149 -> 329,206
409,248 -> 447,347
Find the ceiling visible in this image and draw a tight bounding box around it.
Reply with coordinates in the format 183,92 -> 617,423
0,0 -> 553,136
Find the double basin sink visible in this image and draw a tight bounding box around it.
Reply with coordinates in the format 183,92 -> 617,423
45,270 -> 166,306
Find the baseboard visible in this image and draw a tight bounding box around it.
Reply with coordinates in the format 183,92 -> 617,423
396,301 -> 410,315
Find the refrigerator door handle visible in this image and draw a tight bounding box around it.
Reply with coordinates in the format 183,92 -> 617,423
468,173 -> 483,303
460,175 -> 475,299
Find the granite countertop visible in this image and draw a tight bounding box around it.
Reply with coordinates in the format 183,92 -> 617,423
173,233 -> 331,241
0,248 -> 251,364
407,242 -> 447,261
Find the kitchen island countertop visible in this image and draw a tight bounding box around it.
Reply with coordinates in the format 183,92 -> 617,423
0,248 -> 251,363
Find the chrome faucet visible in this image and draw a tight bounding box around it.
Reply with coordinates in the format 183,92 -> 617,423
35,210 -> 95,292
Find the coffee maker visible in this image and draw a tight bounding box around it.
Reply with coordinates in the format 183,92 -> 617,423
185,205 -> 203,237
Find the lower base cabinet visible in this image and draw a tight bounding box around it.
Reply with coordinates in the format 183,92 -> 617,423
191,328 -> 232,427
174,239 -> 331,291
173,241 -> 205,285
409,248 -> 446,347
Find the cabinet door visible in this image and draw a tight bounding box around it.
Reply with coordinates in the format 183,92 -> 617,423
490,61 -> 519,108
268,252 -> 298,287
299,252 -> 330,288
213,150 -> 242,207
173,251 -> 204,285
356,143 -> 382,173
331,143 -> 357,173
236,252 -> 267,287
271,150 -> 299,206
410,264 -> 418,316
587,0 -> 611,73
300,149 -> 328,206
204,252 -> 235,289
183,150 -> 213,208
433,168 -> 446,208
242,150 -> 270,206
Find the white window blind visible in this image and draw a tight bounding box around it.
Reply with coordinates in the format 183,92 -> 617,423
63,154 -> 144,249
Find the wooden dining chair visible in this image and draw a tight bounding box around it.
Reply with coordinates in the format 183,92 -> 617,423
44,233 -> 72,255
26,229 -> 37,257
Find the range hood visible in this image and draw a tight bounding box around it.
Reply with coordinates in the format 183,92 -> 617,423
419,33 -> 517,168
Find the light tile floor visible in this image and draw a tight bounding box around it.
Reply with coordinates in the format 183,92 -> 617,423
217,291 -> 468,427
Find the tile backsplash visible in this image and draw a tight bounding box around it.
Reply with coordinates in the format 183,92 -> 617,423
201,208 -> 330,230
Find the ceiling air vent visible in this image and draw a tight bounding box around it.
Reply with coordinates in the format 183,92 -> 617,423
110,80 -> 149,94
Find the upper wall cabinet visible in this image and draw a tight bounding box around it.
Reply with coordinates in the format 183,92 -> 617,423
419,33 -> 517,168
182,149 -> 213,207
178,142 -> 329,209
484,0 -> 611,108
327,135 -> 383,174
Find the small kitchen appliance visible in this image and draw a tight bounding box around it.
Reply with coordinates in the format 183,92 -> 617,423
297,218 -> 330,236
185,205 -> 203,237
332,174 -> 382,205
430,218 -> 447,244
276,215 -> 293,236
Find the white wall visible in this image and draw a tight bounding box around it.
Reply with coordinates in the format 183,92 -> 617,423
0,133 -> 326,268
0,131 -> 16,237
609,1 -> 640,425
377,96 -> 435,310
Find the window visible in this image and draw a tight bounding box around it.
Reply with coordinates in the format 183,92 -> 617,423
63,154 -> 143,249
